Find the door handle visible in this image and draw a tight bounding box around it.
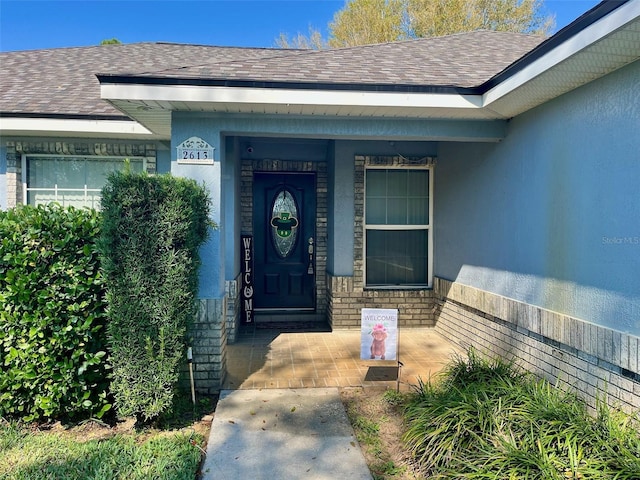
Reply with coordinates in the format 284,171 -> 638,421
307,237 -> 314,274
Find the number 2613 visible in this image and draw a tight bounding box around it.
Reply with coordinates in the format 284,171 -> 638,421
183,150 -> 208,160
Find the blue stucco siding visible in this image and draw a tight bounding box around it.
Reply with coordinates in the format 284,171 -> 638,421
173,111 -> 498,299
224,136 -> 242,283
329,141 -> 353,276
435,60 -> 640,333
171,114 -> 225,299
156,148 -> 171,174
174,112 -> 506,142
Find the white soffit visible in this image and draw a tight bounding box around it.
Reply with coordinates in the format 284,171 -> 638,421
0,117 -> 155,139
484,1 -> 640,117
101,84 -> 483,110
102,85 -> 492,137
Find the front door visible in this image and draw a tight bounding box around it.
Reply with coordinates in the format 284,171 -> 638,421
253,172 -> 316,311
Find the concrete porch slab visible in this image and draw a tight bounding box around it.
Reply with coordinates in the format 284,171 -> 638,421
224,327 -> 463,391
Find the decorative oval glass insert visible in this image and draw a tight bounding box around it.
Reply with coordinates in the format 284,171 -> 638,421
270,188 -> 299,258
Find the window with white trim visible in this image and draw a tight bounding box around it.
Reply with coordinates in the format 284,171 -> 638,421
23,155 -> 147,208
364,166 -> 433,287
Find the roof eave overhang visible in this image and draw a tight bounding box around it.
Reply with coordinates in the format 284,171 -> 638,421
482,0 -> 640,117
97,0 -> 639,137
100,84 -> 494,139
0,114 -> 157,139
101,84 -> 488,113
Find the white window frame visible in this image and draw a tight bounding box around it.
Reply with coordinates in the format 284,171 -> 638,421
363,164 -> 434,289
22,154 -> 150,208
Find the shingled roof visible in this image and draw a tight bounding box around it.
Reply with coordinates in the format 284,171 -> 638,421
1,31 -> 544,119
0,43 -> 299,119
121,31 -> 545,90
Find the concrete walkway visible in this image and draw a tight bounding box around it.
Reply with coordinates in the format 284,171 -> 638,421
202,327 -> 462,479
201,388 -> 372,480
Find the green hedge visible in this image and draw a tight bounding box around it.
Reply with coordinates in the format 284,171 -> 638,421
0,205 -> 111,422
99,172 -> 210,421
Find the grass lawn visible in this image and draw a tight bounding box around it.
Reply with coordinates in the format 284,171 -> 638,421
0,394 -> 215,480
0,424 -> 202,480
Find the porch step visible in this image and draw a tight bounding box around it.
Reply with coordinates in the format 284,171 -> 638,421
245,313 -> 330,332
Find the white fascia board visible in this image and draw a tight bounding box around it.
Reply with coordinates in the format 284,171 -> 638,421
0,117 -> 153,136
483,0 -> 640,106
101,83 -> 483,111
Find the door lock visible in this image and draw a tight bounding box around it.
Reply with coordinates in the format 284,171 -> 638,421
307,237 -> 314,274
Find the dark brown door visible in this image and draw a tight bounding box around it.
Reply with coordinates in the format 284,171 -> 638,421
253,172 -> 316,310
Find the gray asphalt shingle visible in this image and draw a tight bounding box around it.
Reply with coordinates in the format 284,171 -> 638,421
1,31 -> 545,118
0,43 -> 298,118
143,31 -> 544,88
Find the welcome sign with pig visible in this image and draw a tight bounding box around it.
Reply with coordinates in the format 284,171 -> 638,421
360,308 -> 398,361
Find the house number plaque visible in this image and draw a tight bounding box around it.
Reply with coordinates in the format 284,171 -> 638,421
176,136 -> 215,164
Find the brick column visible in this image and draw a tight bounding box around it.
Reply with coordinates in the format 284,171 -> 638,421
5,142 -> 21,207
186,298 -> 228,394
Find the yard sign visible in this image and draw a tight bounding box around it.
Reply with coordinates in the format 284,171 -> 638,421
360,308 -> 398,361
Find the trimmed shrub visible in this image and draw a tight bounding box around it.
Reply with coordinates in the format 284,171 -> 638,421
99,171 -> 210,421
0,205 -> 111,422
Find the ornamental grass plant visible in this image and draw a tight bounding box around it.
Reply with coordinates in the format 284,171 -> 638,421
403,349 -> 640,479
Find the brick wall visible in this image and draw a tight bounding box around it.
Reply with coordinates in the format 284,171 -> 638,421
328,275 -> 437,328
433,277 -> 640,413
5,142 -> 21,207
186,298 -> 227,395
225,277 -> 240,344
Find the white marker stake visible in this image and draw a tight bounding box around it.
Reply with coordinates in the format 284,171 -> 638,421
187,347 -> 196,405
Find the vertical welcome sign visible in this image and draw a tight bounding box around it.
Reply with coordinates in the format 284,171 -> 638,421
241,235 -> 254,324
360,308 -> 398,361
